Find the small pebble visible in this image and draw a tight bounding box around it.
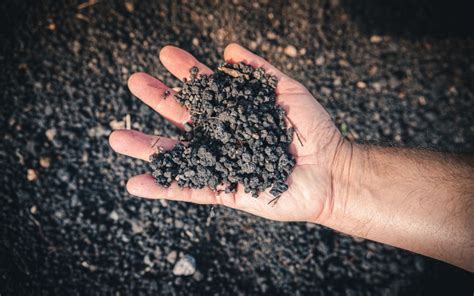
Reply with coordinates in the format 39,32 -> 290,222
173,255 -> 196,276
356,81 -> 367,89
284,45 -> 298,57
248,41 -> 257,50
321,86 -> 332,96
109,119 -> 125,130
315,56 -> 325,66
45,128 -> 57,141
27,169 -> 38,181
109,211 -> 119,221
372,82 -> 382,92
166,251 -> 177,264
39,157 -> 51,168
370,35 -> 383,43
418,96 -> 427,106
338,59 -> 350,67
369,65 -> 378,76
125,2 -> 134,12
193,270 -> 204,281
266,31 -> 277,40
143,254 -> 153,266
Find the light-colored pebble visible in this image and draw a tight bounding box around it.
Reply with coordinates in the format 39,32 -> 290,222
173,255 -> 196,276
284,45 -> 297,57
356,81 -> 367,89
27,169 -> 38,181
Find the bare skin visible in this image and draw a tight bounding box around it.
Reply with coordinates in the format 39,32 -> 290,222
109,43 -> 474,271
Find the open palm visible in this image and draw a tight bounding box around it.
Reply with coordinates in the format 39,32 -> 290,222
109,44 -> 347,223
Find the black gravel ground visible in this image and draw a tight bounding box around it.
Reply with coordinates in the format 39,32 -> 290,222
1,0 -> 473,295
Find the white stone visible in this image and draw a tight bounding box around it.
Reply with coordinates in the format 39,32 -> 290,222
172,255 -> 196,276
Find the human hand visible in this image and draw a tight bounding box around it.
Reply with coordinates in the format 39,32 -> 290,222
109,43 -> 352,223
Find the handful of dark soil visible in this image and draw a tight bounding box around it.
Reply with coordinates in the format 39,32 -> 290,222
150,62 -> 296,200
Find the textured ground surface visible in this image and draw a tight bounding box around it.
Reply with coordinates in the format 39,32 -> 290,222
1,0 -> 473,295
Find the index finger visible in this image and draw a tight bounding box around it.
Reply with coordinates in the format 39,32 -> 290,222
160,45 -> 213,81
223,43 -> 293,88
128,73 -> 190,128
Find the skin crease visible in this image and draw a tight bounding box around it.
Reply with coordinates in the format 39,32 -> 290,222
109,43 -> 474,271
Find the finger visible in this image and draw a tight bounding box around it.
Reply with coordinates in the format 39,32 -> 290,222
223,43 -> 288,83
160,45 -> 213,82
109,129 -> 178,161
128,72 -> 190,128
127,174 -> 219,205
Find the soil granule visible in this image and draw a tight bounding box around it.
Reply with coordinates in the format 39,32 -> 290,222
150,63 -> 295,199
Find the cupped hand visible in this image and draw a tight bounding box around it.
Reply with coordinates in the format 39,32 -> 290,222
109,43 -> 349,223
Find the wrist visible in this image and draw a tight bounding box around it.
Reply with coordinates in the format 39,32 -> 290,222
315,142 -> 474,271
317,140 -> 368,231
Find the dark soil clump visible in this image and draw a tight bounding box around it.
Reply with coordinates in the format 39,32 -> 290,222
150,63 -> 296,198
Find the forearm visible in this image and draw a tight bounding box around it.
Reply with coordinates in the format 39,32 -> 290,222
322,143 -> 474,271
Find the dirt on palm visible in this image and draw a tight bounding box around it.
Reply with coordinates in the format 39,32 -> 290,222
151,63 -> 295,199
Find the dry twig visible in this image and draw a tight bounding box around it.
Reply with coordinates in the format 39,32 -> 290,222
217,66 -> 250,79
285,115 -> 304,147
77,0 -> 98,10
